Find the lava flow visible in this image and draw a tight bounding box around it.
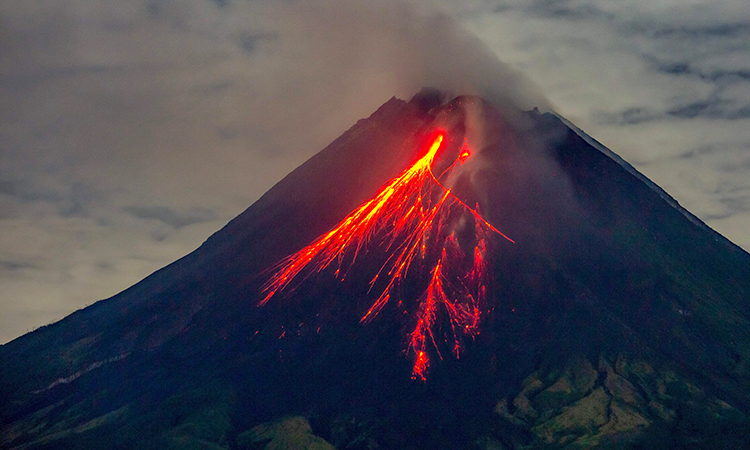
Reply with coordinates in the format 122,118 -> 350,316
261,131 -> 512,381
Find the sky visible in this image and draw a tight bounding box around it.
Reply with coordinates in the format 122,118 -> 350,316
1,0 -> 748,344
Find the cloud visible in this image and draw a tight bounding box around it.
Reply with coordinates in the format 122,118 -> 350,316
123,205 -> 217,229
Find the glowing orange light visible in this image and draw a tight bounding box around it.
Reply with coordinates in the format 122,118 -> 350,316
412,351 -> 429,382
261,131 -> 512,380
458,139 -> 471,163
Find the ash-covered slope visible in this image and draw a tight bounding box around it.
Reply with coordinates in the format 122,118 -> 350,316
1,92 -> 749,450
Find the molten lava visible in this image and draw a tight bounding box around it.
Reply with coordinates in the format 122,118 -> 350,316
261,131 -> 512,381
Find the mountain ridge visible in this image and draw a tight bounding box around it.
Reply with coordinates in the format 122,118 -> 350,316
556,112 -> 748,256
1,92 -> 748,450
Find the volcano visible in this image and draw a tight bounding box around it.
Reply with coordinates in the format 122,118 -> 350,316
1,91 -> 749,450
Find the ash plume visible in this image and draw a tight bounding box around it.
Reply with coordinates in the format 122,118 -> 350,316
257,0 -> 552,145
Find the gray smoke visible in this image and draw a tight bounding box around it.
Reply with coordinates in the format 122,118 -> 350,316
262,0 -> 551,118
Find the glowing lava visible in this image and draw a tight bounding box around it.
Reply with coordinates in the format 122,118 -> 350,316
261,131 -> 512,381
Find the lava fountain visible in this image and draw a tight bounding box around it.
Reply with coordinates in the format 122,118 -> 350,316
260,128 -> 512,381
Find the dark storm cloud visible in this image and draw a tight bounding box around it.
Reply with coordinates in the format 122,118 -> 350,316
0,65 -> 124,88
649,22 -> 750,39
0,260 -> 41,272
704,70 -> 750,83
238,32 -> 279,54
596,97 -> 750,125
718,195 -> 750,216
123,206 -> 217,229
667,99 -> 750,120
640,56 -> 750,121
720,149 -> 750,172
0,176 -> 101,218
595,107 -> 662,126
483,0 -> 610,20
523,0 -> 607,20
0,180 -> 16,197
0,180 -> 63,204
655,61 -> 693,76
56,184 -> 100,218
676,145 -> 721,160
652,60 -> 750,82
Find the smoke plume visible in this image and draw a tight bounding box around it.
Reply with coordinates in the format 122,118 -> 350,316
260,0 -> 550,123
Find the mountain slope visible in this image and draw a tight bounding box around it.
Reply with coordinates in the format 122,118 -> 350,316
1,92 -> 749,450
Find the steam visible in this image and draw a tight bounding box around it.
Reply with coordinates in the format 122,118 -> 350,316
254,0 -> 551,149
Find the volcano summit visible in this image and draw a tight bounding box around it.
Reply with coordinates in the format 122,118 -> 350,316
1,91 -> 749,449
